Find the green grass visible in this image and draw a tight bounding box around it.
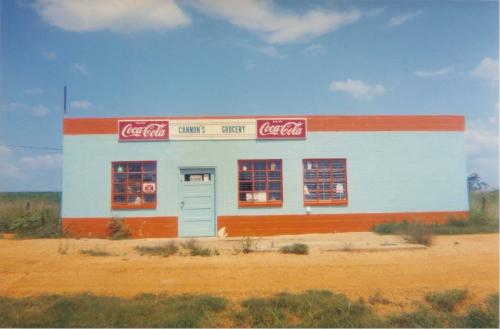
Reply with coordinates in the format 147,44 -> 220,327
0,290 -> 497,328
425,289 -> 468,312
374,190 -> 499,237
279,243 -> 309,255
135,242 -> 179,257
234,290 -> 382,328
181,239 -> 218,256
0,293 -> 227,328
0,192 -> 61,238
80,247 -> 113,257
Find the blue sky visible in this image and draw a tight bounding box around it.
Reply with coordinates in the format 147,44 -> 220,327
0,0 -> 498,191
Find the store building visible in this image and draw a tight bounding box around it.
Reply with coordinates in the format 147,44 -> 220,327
61,115 -> 468,238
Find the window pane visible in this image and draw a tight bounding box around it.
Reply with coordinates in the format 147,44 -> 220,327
143,162 -> 156,172
144,194 -> 156,203
240,182 -> 252,192
269,181 -> 281,191
254,160 -> 266,170
254,181 -> 266,191
304,171 -> 316,180
268,161 -> 280,171
239,161 -> 252,171
239,172 -> 252,181
128,194 -> 142,204
143,173 -> 156,182
254,171 -> 266,181
114,163 -> 126,173
128,162 -> 142,173
318,160 -> 330,170
319,171 -> 330,179
268,171 -> 280,180
114,173 -> 126,182
269,192 -> 281,201
113,194 -> 126,204
113,183 -> 126,193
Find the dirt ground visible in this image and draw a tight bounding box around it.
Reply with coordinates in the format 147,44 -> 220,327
0,232 -> 498,312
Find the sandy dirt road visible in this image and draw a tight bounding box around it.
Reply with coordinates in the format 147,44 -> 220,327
0,233 -> 498,310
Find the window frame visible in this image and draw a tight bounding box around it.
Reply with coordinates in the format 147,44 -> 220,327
238,159 -> 283,208
302,158 -> 348,206
111,160 -> 157,210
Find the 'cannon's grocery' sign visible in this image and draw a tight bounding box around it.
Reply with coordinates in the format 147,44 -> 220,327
118,118 -> 306,141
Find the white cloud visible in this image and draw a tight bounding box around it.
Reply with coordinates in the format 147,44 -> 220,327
329,79 -> 386,99
366,8 -> 385,18
31,105 -> 50,117
466,116 -> 499,187
414,66 -> 453,77
19,154 -> 63,170
41,49 -> 57,60
471,57 -> 499,81
192,0 -> 361,44
244,61 -> 257,70
258,46 -> 286,59
72,63 -> 88,76
23,87 -> 45,95
0,102 -> 49,117
0,146 -> 23,178
304,43 -> 325,56
34,0 -> 191,33
70,100 -> 94,110
387,11 -> 421,27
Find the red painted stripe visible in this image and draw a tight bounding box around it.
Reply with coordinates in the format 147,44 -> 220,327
61,211 -> 467,238
62,217 -> 177,238
217,211 -> 468,237
64,115 -> 465,135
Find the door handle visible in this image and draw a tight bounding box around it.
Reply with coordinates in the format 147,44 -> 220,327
180,201 -> 185,209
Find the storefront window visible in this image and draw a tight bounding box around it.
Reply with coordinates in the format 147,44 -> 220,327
303,159 -> 348,205
238,159 -> 283,207
112,161 -> 157,209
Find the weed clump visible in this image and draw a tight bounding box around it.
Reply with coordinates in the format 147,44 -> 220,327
279,243 -> 309,255
181,239 -> 216,257
107,217 -> 131,240
135,242 -> 178,257
425,289 -> 468,312
234,290 -> 382,328
80,247 -> 112,257
234,236 -> 256,254
404,221 -> 433,246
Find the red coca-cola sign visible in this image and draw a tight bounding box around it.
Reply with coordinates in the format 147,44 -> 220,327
257,119 -> 307,139
118,120 -> 169,141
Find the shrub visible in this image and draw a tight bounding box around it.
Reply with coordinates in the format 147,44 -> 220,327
0,293 -> 227,328
80,247 -> 112,257
373,221 -> 409,235
279,243 -> 309,255
385,305 -> 444,328
368,291 -> 391,305
463,293 -> 499,328
425,289 -> 468,312
404,221 -> 433,246
107,218 -> 131,240
237,236 -> 256,254
234,290 -> 382,328
135,242 -> 179,257
181,239 -> 215,257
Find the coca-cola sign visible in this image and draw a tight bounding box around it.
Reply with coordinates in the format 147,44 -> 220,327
118,120 -> 169,141
257,119 -> 307,139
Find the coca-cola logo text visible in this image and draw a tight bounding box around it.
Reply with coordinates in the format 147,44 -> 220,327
118,120 -> 169,141
257,119 -> 306,139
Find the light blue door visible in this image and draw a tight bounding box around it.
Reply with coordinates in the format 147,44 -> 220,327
179,168 -> 216,237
